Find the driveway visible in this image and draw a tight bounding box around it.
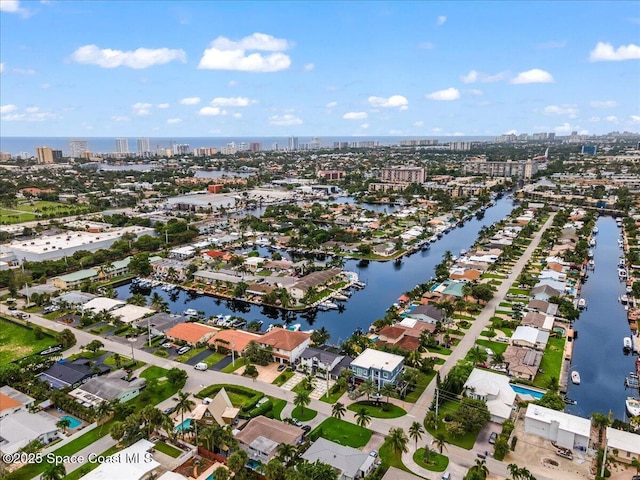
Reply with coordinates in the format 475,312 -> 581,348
211,355 -> 233,371
474,421 -> 502,456
185,349 -> 213,366
281,372 -> 306,390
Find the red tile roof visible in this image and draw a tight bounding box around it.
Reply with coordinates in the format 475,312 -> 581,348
259,328 -> 310,352
166,322 -> 218,344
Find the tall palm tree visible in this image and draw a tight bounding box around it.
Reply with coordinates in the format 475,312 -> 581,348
432,432 -> 448,454
468,346 -> 488,365
277,443 -> 297,466
56,417 -> 71,434
173,391 -> 195,438
293,392 -> 311,415
380,382 -> 396,405
471,458 -> 489,480
332,402 -> 346,420
591,412 -> 611,446
408,421 -> 425,450
358,378 -> 376,401
355,407 -> 371,428
41,463 -> 66,480
388,427 -> 409,457
95,400 -> 114,434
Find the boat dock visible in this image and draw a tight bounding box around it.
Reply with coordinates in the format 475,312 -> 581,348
559,327 -> 576,394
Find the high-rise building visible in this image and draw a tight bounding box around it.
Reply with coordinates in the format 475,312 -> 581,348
36,146 -> 54,164
380,166 -> 426,184
249,142 -> 262,152
115,138 -> 129,154
172,143 -> 190,155
52,150 -> 63,160
69,140 -> 88,158
288,136 -> 299,151
136,138 -> 151,157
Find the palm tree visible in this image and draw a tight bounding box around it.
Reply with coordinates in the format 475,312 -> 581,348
173,391 -> 195,438
388,427 -> 409,457
380,382 -> 396,405
470,458 -> 489,480
358,378 -> 376,401
95,401 -> 114,434
355,407 -> 371,428
277,443 -> 297,466
408,421 -> 425,450
422,445 -> 434,465
41,463 -> 66,480
591,412 -> 611,446
149,292 -> 164,310
332,402 -> 346,420
56,417 -> 71,434
468,346 -> 488,365
293,392 -> 311,415
432,432 -> 448,454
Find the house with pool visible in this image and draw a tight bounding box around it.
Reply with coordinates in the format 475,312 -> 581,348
69,370 -> 146,407
462,368 -> 516,424
350,348 -> 404,389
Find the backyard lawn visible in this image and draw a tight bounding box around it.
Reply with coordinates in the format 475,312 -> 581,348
291,406 -> 317,421
475,339 -> 509,356
154,441 -> 182,458
309,417 -> 372,448
0,317 -> 58,363
533,336 -> 565,388
221,357 -> 247,373
347,401 -> 406,419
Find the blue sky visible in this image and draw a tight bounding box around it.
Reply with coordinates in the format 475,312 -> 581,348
1,0 -> 639,137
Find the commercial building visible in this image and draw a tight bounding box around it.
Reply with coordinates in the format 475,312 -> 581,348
350,348 -> 404,388
380,166 -> 426,184
69,139 -> 89,158
288,136 -> 299,151
136,137 -> 151,157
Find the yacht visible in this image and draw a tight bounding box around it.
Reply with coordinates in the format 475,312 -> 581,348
563,396 -> 577,405
592,226 -> 599,234
571,371 -> 581,385
183,308 -> 199,317
623,337 -> 633,351
625,397 -> 640,417
577,298 -> 586,309
620,295 -> 629,304
619,268 -> 628,280
589,238 -> 596,247
587,250 -> 594,258
619,258 -> 626,267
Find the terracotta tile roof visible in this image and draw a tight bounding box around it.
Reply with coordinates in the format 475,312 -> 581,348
0,393 -> 22,412
166,322 -> 218,344
203,250 -> 225,258
450,269 -> 482,281
378,325 -> 406,340
394,336 -> 420,352
209,329 -> 262,352
259,328 -> 310,352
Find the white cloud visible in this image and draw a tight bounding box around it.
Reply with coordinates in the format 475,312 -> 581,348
631,115 -> 640,123
437,15 -> 447,25
198,32 -> 292,72
460,69 -> 507,84
179,97 -> 200,105
111,115 -> 129,122
414,121 -> 424,127
24,106 -> 39,113
467,88 -> 484,96
426,87 -> 460,101
511,68 -> 554,84
131,102 -> 153,116
360,123 -> 369,129
227,80 -> 238,87
71,44 -> 186,69
432,127 -> 442,133
589,116 -> 601,122
303,63 -> 315,71
156,103 -> 170,109
543,104 -> 578,118
0,0 -> 27,15
0,104 -> 18,114
198,106 -> 227,116
2,106 -> 59,122
343,112 -> 368,120
210,97 -> 251,107
167,118 -> 182,124
232,112 -> 242,119
368,95 -> 408,109
590,100 -> 617,108
605,115 -> 619,123
418,42 -> 435,50
40,83 -> 51,89
554,122 -> 574,134
268,114 -> 302,126
504,129 -> 518,135
589,42 -> 640,62
326,101 -> 338,108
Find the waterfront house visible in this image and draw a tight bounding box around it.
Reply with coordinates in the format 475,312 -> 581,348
190,388 -> 240,427
288,268 -> 343,301
0,410 -> 60,454
503,346 -> 542,381
407,304 -> 446,324
0,386 -> 35,419
111,304 -> 155,324
53,268 -> 98,289
300,346 -> 348,378
82,296 -> 126,314
605,427 -> 640,464
463,368 -> 516,424
529,284 -> 563,302
511,326 -> 550,350
350,348 -> 404,389
301,437 -> 376,480
166,322 -> 219,346
258,328 -> 311,364
208,329 -> 262,356
526,299 -> 559,316
69,370 -> 146,407
135,312 -> 188,337
524,404 -> 590,450
150,258 -> 189,281
521,312 -> 555,332
235,416 -> 304,463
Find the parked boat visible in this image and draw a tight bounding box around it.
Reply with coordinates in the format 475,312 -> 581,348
625,397 -> 640,417
332,293 -> 349,301
623,337 -> 633,351
588,259 -> 595,268
627,285 -> 633,294
619,268 -> 628,280
571,371 -> 581,385
577,298 -> 587,310
619,258 -> 626,267
183,308 -> 199,317
563,396 -> 577,405
620,295 -> 629,305
589,238 -> 596,247
588,250 -> 594,258
592,226 -> 599,234
319,300 -> 338,310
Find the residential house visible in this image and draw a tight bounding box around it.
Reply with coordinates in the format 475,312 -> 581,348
69,370 -> 147,407
511,326 -> 550,350
235,416 -> 304,463
81,439 -> 160,480
407,304 -> 446,324
462,368 -> 516,423
0,386 -> 35,419
521,312 -> 555,331
190,388 -> 240,427
381,467 -> 423,480
301,438 -> 376,480
38,359 -> 110,389
300,347 -> 349,378
526,300 -> 559,316
503,346 -> 542,381
0,411 -> 60,454
258,328 -> 311,364
288,268 -> 343,300
524,404 -> 590,450
53,268 -> 99,289
82,297 -> 126,314
166,322 -> 219,346
111,304 -> 155,324
150,258 -> 189,281
350,349 -> 404,389
209,329 -> 262,357
605,427 -> 640,464
530,285 -> 563,302
135,313 -> 188,337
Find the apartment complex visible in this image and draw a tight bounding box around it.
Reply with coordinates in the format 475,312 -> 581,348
463,158 -> 538,179
36,146 -> 54,164
380,166 -> 426,184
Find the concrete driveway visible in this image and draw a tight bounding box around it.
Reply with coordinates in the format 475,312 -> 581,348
474,421 -> 502,457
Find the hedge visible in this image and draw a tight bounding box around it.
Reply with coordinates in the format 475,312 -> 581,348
248,399 -> 272,417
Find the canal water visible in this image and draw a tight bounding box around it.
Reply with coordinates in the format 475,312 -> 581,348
564,216 -> 637,420
116,196 -> 516,344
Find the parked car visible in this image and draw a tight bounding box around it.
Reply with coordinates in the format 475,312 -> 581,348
291,418 -> 302,427
162,405 -> 176,415
177,346 -> 191,355
488,432 -> 498,444
301,425 -> 312,433
277,364 -> 287,372
161,342 -> 173,349
369,450 -> 378,458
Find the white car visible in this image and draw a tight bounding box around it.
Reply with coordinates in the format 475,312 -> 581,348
194,362 -> 208,371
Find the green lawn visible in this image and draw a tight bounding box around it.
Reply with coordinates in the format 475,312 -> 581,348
379,437 -> 412,473
0,317 -> 58,363
154,441 -> 182,458
475,339 -> 509,355
413,448 -> 449,472
175,346 -> 207,363
221,357 -> 247,373
508,288 -> 530,296
532,337 -> 565,388
140,365 -> 169,381
347,401 -> 406,418
424,400 -> 479,450
320,384 -> 347,404
404,369 -> 436,404
427,345 -> 452,356
291,406 -> 317,421
203,351 -> 225,367
291,381 -> 314,395
195,384 -> 260,409
62,445 -> 121,480
269,398 -> 287,420
129,366 -> 185,409
272,370 -> 294,386
309,417 -> 372,448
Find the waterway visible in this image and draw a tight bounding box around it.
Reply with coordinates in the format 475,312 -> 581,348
115,196 -> 516,344
564,216 -> 637,420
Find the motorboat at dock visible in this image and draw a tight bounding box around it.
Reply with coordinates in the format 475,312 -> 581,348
625,397 -> 640,417
623,336 -> 633,351
571,371 -> 581,385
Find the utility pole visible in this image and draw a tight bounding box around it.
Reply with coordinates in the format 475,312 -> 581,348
600,439 -> 608,479
148,317 -> 152,348
435,387 -> 439,422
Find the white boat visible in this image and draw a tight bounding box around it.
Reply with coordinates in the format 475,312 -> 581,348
589,239 -> 596,247
619,258 -> 626,267
623,337 -> 633,351
588,259 -> 595,267
332,293 -> 349,301
571,371 -> 581,385
627,285 -> 633,294
577,298 -> 586,309
183,308 -> 199,317
588,250 -> 594,258
625,397 -> 640,417
319,300 -> 338,310
592,226 -> 599,234
619,269 -> 628,280
620,295 -> 629,304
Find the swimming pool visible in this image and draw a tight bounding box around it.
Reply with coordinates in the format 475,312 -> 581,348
174,418 -> 191,432
61,415 -> 82,429
510,384 -> 545,399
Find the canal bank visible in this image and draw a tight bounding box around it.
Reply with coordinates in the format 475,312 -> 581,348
115,196 -> 517,342
564,216 -> 638,420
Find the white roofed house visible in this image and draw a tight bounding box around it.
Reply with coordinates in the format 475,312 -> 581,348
605,427 -> 640,464
301,437 -> 376,480
524,404 -> 590,450
350,348 -> 404,389
81,439 -> 160,480
0,410 -> 61,454
463,368 -> 516,424
511,326 -> 550,350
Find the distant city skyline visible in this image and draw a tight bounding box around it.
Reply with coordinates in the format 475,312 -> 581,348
1,1 -> 639,137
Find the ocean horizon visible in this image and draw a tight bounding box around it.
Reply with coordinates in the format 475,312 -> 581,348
0,135 -> 493,157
